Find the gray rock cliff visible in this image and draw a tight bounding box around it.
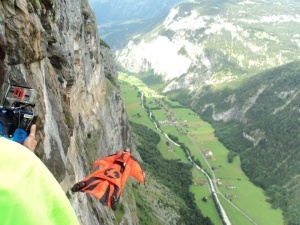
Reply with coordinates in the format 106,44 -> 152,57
0,0 -> 137,224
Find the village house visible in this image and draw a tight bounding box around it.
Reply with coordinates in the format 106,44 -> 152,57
159,120 -> 170,125
202,150 -> 214,159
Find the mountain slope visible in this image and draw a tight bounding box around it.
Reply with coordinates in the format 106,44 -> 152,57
116,0 -> 300,91
167,60 -> 300,225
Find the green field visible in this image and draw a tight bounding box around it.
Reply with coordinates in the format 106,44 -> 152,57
119,73 -> 284,225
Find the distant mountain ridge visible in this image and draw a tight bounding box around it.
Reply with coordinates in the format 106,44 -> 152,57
89,0 -> 182,23
116,0 -> 300,91
88,0 -> 183,48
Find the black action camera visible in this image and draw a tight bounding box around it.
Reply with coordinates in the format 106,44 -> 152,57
0,85 -> 37,143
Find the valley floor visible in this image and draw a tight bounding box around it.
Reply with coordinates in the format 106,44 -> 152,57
119,73 -> 284,225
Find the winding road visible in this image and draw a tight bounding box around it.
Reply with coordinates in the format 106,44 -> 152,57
140,92 -> 258,225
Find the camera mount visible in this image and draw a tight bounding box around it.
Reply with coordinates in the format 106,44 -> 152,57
0,84 -> 37,143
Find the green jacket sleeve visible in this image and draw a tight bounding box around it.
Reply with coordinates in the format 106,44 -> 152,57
0,137 -> 80,225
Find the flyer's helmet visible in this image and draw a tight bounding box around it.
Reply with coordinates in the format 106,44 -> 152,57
124,147 -> 130,152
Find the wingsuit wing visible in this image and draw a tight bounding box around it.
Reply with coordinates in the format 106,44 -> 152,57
85,178 -> 118,208
128,157 -> 145,184
92,154 -> 117,168
72,173 -> 120,209
71,151 -> 144,211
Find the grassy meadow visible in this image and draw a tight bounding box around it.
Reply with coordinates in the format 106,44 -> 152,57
119,72 -> 284,225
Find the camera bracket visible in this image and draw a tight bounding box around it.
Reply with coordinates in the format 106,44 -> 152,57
0,84 -> 37,143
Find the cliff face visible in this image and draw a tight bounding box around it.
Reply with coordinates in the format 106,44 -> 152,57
0,0 -> 135,224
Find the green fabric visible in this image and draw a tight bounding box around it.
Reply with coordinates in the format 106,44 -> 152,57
0,137 -> 80,225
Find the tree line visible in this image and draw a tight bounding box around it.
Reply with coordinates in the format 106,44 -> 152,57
130,121 -> 213,225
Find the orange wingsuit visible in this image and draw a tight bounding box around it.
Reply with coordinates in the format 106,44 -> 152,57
71,149 -> 145,210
